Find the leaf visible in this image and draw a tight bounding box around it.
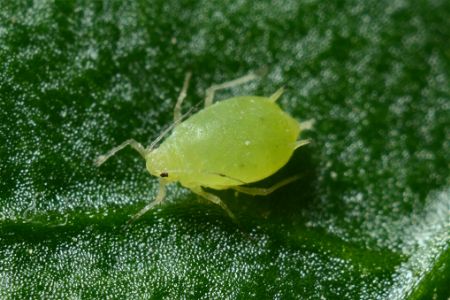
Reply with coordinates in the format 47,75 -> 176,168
1,0 -> 449,299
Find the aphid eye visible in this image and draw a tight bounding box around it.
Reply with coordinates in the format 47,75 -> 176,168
160,172 -> 169,177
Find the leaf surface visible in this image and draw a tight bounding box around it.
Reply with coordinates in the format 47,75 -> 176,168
1,0 -> 449,299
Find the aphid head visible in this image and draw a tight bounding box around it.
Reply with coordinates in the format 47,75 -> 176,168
144,149 -> 178,183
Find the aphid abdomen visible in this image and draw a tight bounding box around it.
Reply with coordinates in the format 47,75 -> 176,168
150,96 -> 300,188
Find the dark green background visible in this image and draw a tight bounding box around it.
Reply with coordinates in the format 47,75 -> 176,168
0,0 -> 449,299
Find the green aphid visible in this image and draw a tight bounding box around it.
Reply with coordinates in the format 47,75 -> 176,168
95,71 -> 313,222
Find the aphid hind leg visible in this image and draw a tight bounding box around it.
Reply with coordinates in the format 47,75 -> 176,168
173,71 -> 192,123
191,186 -> 237,221
293,120 -> 314,150
300,119 -> 315,131
94,139 -> 148,166
231,175 -> 300,196
204,72 -> 260,107
128,180 -> 167,224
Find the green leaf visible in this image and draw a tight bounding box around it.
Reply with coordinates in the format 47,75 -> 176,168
1,0 -> 449,299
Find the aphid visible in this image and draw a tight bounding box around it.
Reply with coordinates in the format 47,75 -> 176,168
95,71 -> 313,222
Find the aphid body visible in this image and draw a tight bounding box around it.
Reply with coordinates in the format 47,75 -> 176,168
149,96 -> 300,188
95,72 -> 311,222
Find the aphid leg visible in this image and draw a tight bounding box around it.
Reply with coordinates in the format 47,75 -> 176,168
128,180 -> 167,224
231,175 -> 300,196
269,87 -> 285,102
204,72 -> 260,107
191,187 -> 237,221
295,139 -> 311,150
173,71 -> 192,123
300,119 -> 315,131
94,139 -> 148,166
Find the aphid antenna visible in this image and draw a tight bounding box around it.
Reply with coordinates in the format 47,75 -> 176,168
147,101 -> 203,151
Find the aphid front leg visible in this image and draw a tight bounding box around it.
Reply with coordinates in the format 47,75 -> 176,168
128,179 -> 167,224
231,175 -> 300,196
190,186 -> 237,221
173,71 -> 192,124
204,72 -> 260,107
94,139 -> 148,166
